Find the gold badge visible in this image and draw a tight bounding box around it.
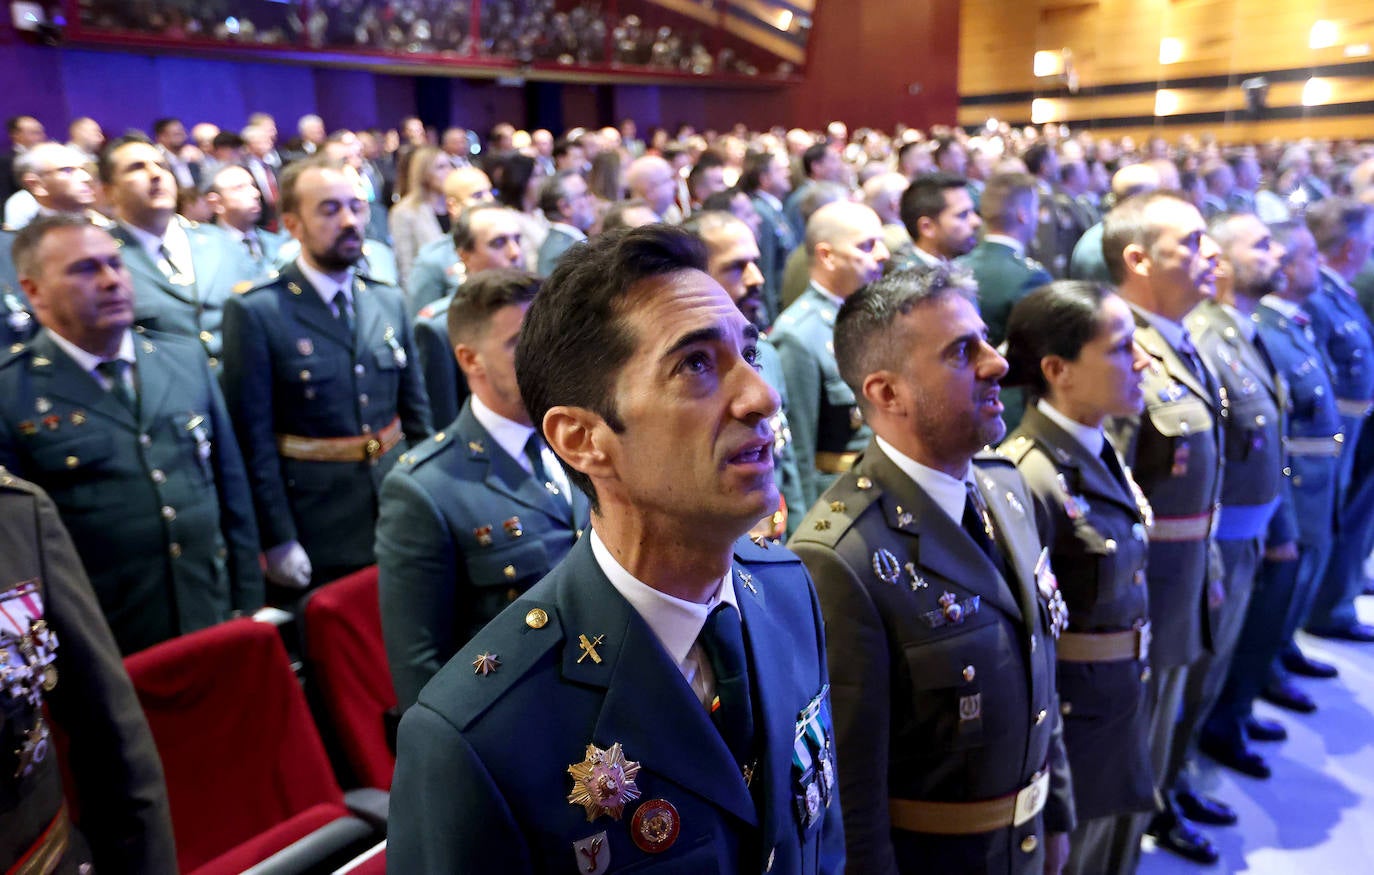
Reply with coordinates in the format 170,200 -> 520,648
577,634 -> 605,664
69,411 -> 86,426
568,742 -> 641,822
472,652 -> 501,676
525,608 -> 549,629
631,798 -> 681,854
296,338 -> 314,356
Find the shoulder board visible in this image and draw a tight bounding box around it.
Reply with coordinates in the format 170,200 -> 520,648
442,593 -> 564,732
0,342 -> 32,369
973,449 -> 1017,469
0,466 -> 38,494
238,272 -> 282,295
996,432 -> 1036,464
732,533 -> 802,565
792,472 -> 881,548
394,428 -> 459,470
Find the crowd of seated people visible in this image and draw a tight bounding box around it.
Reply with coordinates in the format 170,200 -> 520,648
3,104 -> 1374,872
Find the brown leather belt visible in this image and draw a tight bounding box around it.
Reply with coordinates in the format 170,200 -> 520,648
815,451 -> 859,474
276,417 -> 402,463
7,802 -> 70,875
1057,622 -> 1151,663
889,769 -> 1049,835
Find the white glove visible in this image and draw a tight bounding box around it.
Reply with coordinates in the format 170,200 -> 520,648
265,540 -> 313,589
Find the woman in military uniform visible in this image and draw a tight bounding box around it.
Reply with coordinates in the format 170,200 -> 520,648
1000,282 -> 1156,875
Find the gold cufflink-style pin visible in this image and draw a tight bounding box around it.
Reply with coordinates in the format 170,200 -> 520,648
525,608 -> 549,629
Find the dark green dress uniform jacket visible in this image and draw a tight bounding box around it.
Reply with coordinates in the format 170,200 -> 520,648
0,228 -> 37,350
751,194 -> 796,327
790,444 -> 1074,875
0,471 -> 176,874
377,401 -> 591,709
413,294 -> 470,429
390,535 -> 845,875
406,236 -> 462,317
1002,408 -> 1155,820
0,329 -> 262,654
221,262 -> 433,575
771,285 -> 872,510
112,218 -> 257,368
1107,307 -> 1224,669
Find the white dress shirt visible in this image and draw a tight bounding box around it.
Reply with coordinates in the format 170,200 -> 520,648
1036,399 -> 1105,457
297,258 -> 355,315
47,328 -> 136,391
122,219 -> 196,286
874,436 -> 974,526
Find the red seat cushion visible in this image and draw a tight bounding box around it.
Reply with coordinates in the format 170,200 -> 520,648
126,618 -> 348,872
187,802 -> 354,875
303,567 -> 398,790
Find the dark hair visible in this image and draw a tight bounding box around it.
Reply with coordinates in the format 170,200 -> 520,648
586,151 -> 623,202
452,202 -> 511,252
834,264 -> 976,404
97,133 -> 155,184
12,214 -> 98,280
738,150 -> 775,194
1101,190 -> 1191,285
801,142 -> 831,178
538,170 -> 582,219
495,153 -> 536,210
552,138 -> 580,161
6,115 -> 37,137
1023,142 -> 1053,177
932,136 -> 962,167
1002,281 -> 1115,397
211,131 -> 245,151
979,172 -> 1038,229
1306,197 -> 1373,256
515,225 -> 707,509
152,117 -> 182,138
687,154 -> 726,200
899,172 -> 968,239
699,189 -> 744,214
448,268 -> 541,347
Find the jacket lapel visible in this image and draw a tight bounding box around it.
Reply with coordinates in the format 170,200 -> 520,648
283,264 -> 353,351
457,404 -> 573,524
183,220 -> 224,303
862,446 -> 1022,619
131,332 -> 174,427
352,276 -> 382,351
974,467 -> 1043,648
29,334 -> 138,431
556,540 -> 758,825
1132,308 -> 1215,411
1018,406 -> 1140,518
113,223 -> 197,304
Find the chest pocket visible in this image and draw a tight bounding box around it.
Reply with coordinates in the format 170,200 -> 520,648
465,539 -> 552,591
372,344 -> 402,372
904,619 -> 1012,750
28,432 -> 118,509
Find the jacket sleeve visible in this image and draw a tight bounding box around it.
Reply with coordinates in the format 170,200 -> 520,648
389,704 -> 533,874
376,469 -> 461,710
775,332 -> 822,510
396,307 -> 435,445
793,541 -> 899,875
37,488 -> 178,874
221,294 -> 296,549
203,355 -> 264,613
414,317 -> 460,430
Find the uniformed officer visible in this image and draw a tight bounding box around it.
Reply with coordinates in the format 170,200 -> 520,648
0,469 -> 177,874
414,204 -> 525,428
1101,191 -> 1225,866
101,136 -> 257,369
791,265 -> 1073,875
1167,214 -> 1287,822
1203,221 -> 1345,776
405,166 -> 496,316
687,210 -> 804,537
893,172 -> 982,271
1299,198 -> 1374,644
1000,282 -> 1155,875
772,201 -> 888,510
390,226 -> 843,874
378,269 -> 591,709
956,172 -> 1053,431
222,157 -> 433,591
0,215 -> 263,654
205,164 -> 290,281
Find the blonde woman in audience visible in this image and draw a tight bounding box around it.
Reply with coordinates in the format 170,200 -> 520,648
389,145 -> 456,286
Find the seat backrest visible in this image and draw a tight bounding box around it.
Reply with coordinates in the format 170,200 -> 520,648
301,566 -> 398,790
125,618 -> 346,873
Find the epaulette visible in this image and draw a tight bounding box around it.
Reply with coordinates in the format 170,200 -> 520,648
0,465 -> 36,492
794,471 -> 881,547
973,448 -> 1017,469
732,533 -> 802,565
440,594 -> 564,732
0,341 -> 31,368
236,270 -> 281,295
996,433 -> 1036,465
394,427 -> 458,470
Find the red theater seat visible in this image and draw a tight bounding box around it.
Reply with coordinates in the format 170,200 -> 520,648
124,618 -> 375,874
334,840 -> 387,875
301,566 -> 398,791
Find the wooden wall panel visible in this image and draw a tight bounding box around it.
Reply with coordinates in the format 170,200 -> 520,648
960,0 -> 1374,97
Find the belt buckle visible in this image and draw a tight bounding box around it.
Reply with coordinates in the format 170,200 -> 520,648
1137,624 -> 1152,662
1012,770 -> 1050,827
364,437 -> 382,459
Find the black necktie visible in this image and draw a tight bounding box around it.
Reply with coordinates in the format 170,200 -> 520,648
963,481 -> 1004,568
698,604 -> 755,771
332,290 -> 352,335
1099,441 -> 1129,491
95,359 -> 136,411
1177,332 -> 1204,381
524,433 -> 550,482
243,232 -> 263,262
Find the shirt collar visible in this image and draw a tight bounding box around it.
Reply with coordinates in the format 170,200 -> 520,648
755,190 -> 783,211
874,435 -> 970,526
1321,264 -> 1356,298
296,256 -> 356,308
589,528 -> 738,670
911,244 -> 946,267
1260,294 -> 1304,320
469,394 -> 536,469
120,218 -> 185,259
809,281 -> 844,309
1221,302 -> 1256,340
46,327 -> 135,372
1036,399 -> 1105,457
1137,307 -> 1190,352
983,234 -> 1025,258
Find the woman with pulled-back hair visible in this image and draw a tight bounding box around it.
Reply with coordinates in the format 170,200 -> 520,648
999,281 -> 1157,875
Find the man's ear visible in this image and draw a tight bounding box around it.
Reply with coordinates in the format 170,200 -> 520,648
544,405 -> 615,483
1123,243 -> 1150,278
453,342 -> 480,378
861,370 -> 901,417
